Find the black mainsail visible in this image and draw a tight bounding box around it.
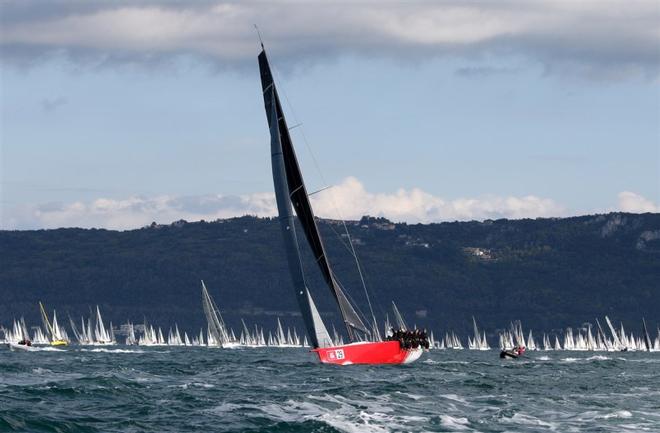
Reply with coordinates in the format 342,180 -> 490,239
258,47 -> 370,344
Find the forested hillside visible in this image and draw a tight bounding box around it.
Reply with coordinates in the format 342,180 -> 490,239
1,213 -> 659,337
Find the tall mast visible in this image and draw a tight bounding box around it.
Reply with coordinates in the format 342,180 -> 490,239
260,49 -> 332,349
39,301 -> 54,340
258,47 -> 369,342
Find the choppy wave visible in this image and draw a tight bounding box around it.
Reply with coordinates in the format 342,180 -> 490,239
30,346 -> 65,352
561,355 -> 613,362
0,348 -> 658,432
438,414 -> 470,430
79,348 -> 146,353
597,410 -> 633,419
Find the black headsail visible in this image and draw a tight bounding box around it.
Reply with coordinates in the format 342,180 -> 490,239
258,48 -> 370,342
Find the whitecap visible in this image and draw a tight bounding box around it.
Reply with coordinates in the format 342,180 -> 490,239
255,395 -> 427,433
439,414 -> 470,430
172,382 -> 214,389
585,355 -> 610,361
395,391 -> 424,401
441,394 -> 468,404
79,348 -> 145,353
597,410 -> 633,419
561,355 -> 612,362
206,402 -> 243,415
505,412 -> 557,429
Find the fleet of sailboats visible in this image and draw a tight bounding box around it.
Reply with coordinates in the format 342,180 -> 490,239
69,306 -> 116,345
468,317 -> 491,350
138,323 -> 167,346
492,317 -> 659,352
1,302 -> 659,353
125,321 -> 137,346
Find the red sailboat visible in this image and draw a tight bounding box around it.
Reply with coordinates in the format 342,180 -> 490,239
258,44 -> 423,365
314,341 -> 423,365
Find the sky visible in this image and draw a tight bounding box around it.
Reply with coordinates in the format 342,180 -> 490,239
1,0 -> 659,230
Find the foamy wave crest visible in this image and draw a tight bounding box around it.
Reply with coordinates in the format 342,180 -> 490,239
395,391 -> 424,401
503,412 -> 558,429
586,355 -> 610,361
209,394 -> 429,433
596,410 -> 633,419
173,382 -> 215,390
79,348 -> 146,353
561,355 -> 612,363
441,394 -> 468,404
439,415 -> 470,430
32,347 -> 65,352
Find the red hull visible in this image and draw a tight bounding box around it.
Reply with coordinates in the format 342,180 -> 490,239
312,341 -> 423,365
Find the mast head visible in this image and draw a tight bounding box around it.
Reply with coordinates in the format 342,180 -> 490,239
254,24 -> 265,50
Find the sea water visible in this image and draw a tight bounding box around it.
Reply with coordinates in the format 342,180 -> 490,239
1,347 -> 658,432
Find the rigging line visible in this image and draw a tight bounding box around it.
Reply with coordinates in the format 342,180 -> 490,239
289,184 -> 304,196
270,62 -> 380,334
339,218 -> 378,332
320,195 -> 380,333
308,185 -> 332,196
254,24 -> 264,49
325,221 -> 359,257
324,222 -> 386,327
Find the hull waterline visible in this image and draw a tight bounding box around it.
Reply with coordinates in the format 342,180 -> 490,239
313,341 -> 423,365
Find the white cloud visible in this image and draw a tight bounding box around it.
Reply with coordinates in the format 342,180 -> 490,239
3,177 -> 570,230
5,179 -> 658,230
312,177 -> 565,222
15,193 -> 276,231
617,191 -> 660,213
2,1 -> 658,79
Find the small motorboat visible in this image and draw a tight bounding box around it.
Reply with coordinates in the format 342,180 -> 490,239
500,346 -> 525,359
6,340 -> 34,352
500,349 -> 519,359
